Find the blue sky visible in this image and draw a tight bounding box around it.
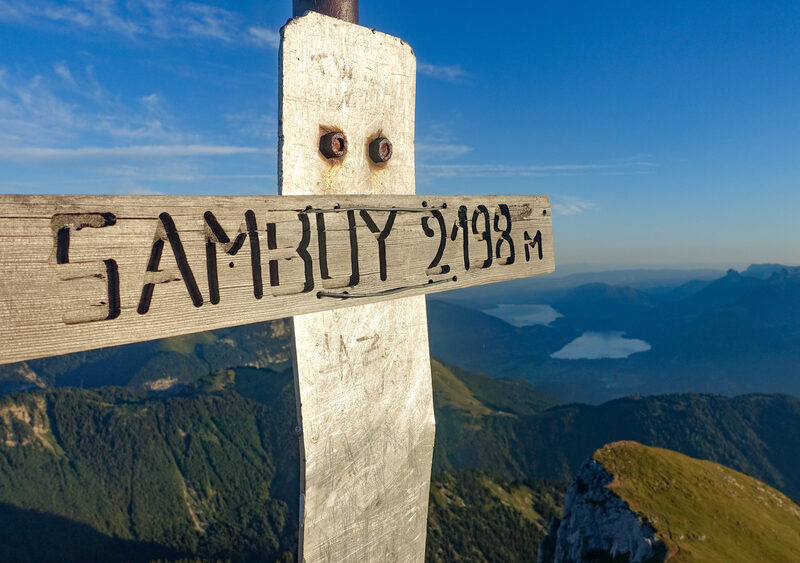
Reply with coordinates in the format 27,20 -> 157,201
1,1 -> 799,267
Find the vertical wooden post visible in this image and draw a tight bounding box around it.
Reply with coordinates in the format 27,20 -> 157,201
280,10 -> 435,563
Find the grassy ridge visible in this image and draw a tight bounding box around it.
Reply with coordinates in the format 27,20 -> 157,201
595,441 -> 800,561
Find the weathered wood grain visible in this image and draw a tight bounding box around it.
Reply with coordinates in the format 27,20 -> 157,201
282,12 -> 427,563
0,194 -> 553,366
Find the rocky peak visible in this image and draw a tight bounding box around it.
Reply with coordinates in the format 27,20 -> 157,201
537,455 -> 666,563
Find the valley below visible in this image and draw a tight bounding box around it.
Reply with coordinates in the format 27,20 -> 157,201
430,263 -> 800,403
0,263 -> 798,561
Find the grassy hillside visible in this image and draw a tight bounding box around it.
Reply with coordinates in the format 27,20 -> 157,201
427,360 -> 565,561
594,441 -> 800,561
429,361 -> 800,560
431,358 -> 560,417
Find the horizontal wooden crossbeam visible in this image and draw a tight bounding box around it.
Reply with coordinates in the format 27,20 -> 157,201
0,194 -> 553,364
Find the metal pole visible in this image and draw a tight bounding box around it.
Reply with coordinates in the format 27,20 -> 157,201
293,0 -> 358,24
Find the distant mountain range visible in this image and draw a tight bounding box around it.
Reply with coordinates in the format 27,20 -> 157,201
5,263 -> 798,405
0,319 -> 293,394
429,264 -> 800,403
435,266 -> 727,308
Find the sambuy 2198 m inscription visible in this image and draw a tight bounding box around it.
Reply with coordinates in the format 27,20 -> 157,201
0,194 -> 554,364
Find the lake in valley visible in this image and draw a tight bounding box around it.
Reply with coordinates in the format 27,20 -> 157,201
551,331 -> 651,360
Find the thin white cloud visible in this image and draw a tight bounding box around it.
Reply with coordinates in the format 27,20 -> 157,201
177,3 -> 237,42
0,66 -> 183,146
0,1 -> 279,48
248,26 -> 280,48
418,160 -> 653,179
416,143 -> 473,160
418,62 -> 467,82
0,63 -> 278,167
0,72 -> 87,145
551,197 -> 595,216
0,2 -> 26,23
120,186 -> 166,195
225,111 -> 276,139
53,63 -> 74,83
0,144 -> 273,160
13,0 -> 142,35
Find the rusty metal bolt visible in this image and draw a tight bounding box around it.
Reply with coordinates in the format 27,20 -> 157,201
319,132 -> 347,158
369,137 -> 393,163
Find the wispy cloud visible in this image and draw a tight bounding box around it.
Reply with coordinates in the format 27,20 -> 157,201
0,0 -> 142,35
0,69 -> 86,146
416,143 -> 473,160
551,197 -> 595,216
416,123 -> 474,160
176,3 -> 239,42
0,65 -> 189,146
0,144 -> 272,160
248,26 -> 280,48
225,110 -> 276,140
120,186 -> 166,195
0,1 -> 279,48
418,62 -> 467,82
418,160 -> 654,179
53,63 -> 74,83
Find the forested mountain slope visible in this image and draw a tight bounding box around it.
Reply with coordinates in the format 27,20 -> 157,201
0,370 -> 299,562
435,388 -> 800,501
1,326 -> 799,560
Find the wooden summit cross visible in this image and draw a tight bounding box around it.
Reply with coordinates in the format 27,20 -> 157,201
0,3 -> 555,562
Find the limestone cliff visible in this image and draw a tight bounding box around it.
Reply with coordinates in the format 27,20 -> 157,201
537,455 -> 665,562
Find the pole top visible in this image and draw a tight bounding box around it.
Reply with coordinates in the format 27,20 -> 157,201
293,0 -> 358,24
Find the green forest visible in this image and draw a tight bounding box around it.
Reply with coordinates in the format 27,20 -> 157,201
0,353 -> 799,561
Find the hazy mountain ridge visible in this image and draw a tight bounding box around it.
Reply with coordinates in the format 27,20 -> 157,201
0,320 -> 293,394
429,264 -> 800,403
436,267 -> 727,309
